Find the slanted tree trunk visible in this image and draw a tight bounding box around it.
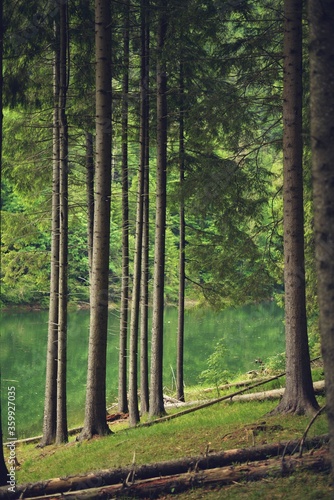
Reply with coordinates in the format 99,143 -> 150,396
79,0 -> 112,440
271,0 -> 318,416
56,0 -> 69,444
118,0 -> 130,416
149,0 -> 168,419
40,19 -> 60,447
86,132 -> 94,283
177,59 -> 185,403
309,0 -> 334,479
139,0 -> 150,416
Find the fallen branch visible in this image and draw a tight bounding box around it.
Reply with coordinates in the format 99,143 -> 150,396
138,374 -> 289,428
5,435 -> 328,499
299,405 -> 327,457
13,447 -> 331,499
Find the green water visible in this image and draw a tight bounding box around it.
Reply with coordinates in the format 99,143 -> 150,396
0,302 -> 284,438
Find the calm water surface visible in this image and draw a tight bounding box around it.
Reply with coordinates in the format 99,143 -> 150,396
0,302 -> 284,438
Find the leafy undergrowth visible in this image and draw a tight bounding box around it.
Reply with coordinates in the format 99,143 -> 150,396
11,394 -> 329,498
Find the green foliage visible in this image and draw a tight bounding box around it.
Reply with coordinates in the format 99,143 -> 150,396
265,352 -> 286,373
199,339 -> 231,387
0,0 -> 290,311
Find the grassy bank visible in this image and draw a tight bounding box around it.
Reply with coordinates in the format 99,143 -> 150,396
5,373 -> 331,498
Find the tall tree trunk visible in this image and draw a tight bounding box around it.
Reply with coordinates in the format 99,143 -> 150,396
176,59 -> 185,403
128,163 -> 144,426
139,0 -> 150,414
309,0 -> 334,478
118,0 -> 130,415
79,0 -> 112,440
271,0 -> 318,416
149,0 -> 168,419
56,0 -> 69,444
40,19 -> 60,447
128,0 -> 152,425
140,166 -> 149,415
86,132 -> 94,283
139,0 -> 150,416
0,0 -> 9,483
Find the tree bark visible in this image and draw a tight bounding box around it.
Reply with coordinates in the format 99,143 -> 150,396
79,0 -> 112,440
177,58 -> 185,402
149,0 -> 168,419
271,0 -> 319,416
309,0 -> 334,481
56,0 -> 69,444
85,132 -> 94,283
40,19 -> 60,448
126,0 -> 144,427
118,0 -> 130,416
139,0 -> 150,416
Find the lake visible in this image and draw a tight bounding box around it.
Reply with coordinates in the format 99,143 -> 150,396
0,301 -> 285,438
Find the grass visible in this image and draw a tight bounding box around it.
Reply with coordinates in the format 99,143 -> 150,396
161,472 -> 332,499
4,372 -> 331,498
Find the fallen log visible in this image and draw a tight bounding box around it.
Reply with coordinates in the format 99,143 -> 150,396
231,380 -> 325,402
13,448 -> 331,499
4,435 -> 328,499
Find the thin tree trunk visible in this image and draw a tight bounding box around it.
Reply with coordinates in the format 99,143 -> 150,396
177,59 -> 185,402
149,0 -> 168,418
79,0 -> 112,440
127,0 -> 144,427
118,0 -> 130,415
128,175 -> 144,425
271,0 -> 318,416
85,132 -> 94,283
139,0 -> 150,416
309,0 -> 334,480
40,19 -> 60,447
56,0 -> 69,444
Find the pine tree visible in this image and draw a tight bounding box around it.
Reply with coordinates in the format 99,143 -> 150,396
56,0 -> 69,443
149,0 -> 168,419
40,17 -> 60,448
118,0 -> 130,416
176,58 -> 185,403
139,0 -> 150,415
79,0 -> 112,439
271,0 -> 318,416
309,0 -> 334,476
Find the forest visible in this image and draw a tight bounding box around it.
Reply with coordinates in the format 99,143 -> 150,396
1,0 -> 334,495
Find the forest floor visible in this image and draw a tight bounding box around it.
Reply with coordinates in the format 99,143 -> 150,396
2,369 -> 332,499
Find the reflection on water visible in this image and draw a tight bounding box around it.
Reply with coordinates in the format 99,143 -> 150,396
0,301 -> 284,438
